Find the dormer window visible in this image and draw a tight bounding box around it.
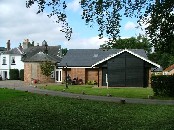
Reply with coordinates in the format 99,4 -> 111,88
11,57 -> 16,65
93,54 -> 98,57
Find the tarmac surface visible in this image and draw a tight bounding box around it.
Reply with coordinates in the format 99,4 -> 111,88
0,80 -> 174,105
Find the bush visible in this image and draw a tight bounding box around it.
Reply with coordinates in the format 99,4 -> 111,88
151,75 -> 174,97
86,80 -> 97,85
20,69 -> 24,81
9,69 -> 19,80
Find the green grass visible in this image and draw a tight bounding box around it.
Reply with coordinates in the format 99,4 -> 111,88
39,85 -> 154,99
0,88 -> 174,130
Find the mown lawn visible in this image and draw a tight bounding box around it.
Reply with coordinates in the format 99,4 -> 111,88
39,85 -> 153,99
1,88 -> 174,130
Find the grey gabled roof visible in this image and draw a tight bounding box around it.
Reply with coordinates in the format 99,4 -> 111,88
92,49 -> 160,68
59,49 -> 159,67
25,52 -> 59,63
22,46 -> 61,63
5,47 -> 22,55
0,47 -> 22,55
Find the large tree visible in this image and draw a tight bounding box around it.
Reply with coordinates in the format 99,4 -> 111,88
26,0 -> 174,54
100,35 -> 152,54
148,52 -> 174,69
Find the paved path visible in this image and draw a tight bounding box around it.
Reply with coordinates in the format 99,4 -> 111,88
0,80 -> 174,105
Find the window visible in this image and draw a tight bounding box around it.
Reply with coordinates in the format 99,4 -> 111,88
11,57 -> 15,64
2,57 -> 6,65
55,69 -> 62,82
51,71 -> 54,78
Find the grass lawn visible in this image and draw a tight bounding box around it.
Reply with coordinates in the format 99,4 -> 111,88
0,88 -> 174,130
38,85 -> 154,99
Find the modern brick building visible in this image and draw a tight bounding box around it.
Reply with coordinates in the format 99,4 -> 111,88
58,49 -> 160,87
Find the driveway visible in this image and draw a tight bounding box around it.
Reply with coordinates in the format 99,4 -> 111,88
0,80 -> 174,105
0,80 -> 26,88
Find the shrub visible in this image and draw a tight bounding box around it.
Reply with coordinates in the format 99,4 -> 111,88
20,69 -> 24,81
86,80 -> 97,85
9,69 -> 19,80
151,75 -> 174,97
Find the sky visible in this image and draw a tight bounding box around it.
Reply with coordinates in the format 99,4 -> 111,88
0,0 -> 144,49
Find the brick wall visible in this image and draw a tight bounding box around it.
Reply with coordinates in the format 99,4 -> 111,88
86,68 -> 98,83
62,67 -> 103,86
67,68 -> 86,83
98,68 -> 102,87
24,62 -> 54,84
24,63 -> 32,83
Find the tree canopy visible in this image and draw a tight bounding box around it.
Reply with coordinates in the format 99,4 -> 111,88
26,0 -> 174,54
100,35 -> 152,54
148,52 -> 174,69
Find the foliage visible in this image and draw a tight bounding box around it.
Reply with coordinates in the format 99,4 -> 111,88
40,61 -> 54,77
26,0 -> 174,54
61,48 -> 68,56
145,0 -> 174,54
100,35 -> 152,54
151,75 -> 174,97
39,85 -> 153,99
86,80 -> 97,85
9,69 -> 19,80
148,52 -> 174,69
19,69 -> 24,81
1,88 -> 174,130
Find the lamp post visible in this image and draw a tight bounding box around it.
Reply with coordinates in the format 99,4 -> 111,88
65,63 -> 68,89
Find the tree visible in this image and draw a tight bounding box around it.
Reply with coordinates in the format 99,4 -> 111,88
40,61 -> 54,79
61,48 -> 68,56
26,0 -> 174,54
148,52 -> 174,69
100,35 -> 152,54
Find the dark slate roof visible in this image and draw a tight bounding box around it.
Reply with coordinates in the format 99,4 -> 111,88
22,46 -> 61,63
0,47 -> 6,51
26,52 -> 59,63
5,48 -> 22,55
59,49 -> 150,67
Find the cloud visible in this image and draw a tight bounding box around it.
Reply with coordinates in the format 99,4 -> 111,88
124,21 -> 136,30
0,0 -> 141,50
63,36 -> 108,49
0,0 -> 66,48
67,0 -> 81,12
0,0 -> 103,49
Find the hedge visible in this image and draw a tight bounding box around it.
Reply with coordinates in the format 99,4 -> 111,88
20,69 -> 24,81
9,69 -> 19,80
151,75 -> 174,97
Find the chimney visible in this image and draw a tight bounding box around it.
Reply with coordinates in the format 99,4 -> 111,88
23,39 -> 29,49
44,42 -> 48,54
19,43 -> 23,51
6,40 -> 11,51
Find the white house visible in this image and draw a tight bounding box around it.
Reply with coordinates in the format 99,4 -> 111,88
0,40 -> 24,80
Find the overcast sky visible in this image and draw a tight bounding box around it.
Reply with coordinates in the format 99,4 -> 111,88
0,0 -> 143,49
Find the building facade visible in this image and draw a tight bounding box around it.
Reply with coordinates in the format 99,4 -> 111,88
59,49 -> 160,87
22,40 -> 62,84
0,40 -> 24,80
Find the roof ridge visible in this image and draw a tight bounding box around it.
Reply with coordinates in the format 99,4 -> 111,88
92,49 -> 160,68
164,64 -> 174,71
